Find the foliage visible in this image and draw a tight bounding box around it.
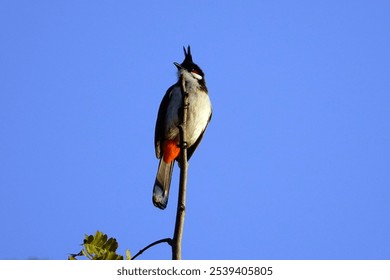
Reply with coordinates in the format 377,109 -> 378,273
69,231 -> 131,260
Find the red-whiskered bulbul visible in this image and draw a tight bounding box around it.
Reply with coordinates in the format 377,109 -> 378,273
153,46 -> 212,210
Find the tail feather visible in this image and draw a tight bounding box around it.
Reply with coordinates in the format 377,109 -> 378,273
153,159 -> 174,209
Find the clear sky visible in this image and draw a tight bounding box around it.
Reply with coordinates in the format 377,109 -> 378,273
1,1 -> 389,260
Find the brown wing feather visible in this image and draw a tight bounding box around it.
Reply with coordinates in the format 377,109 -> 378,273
155,84 -> 176,158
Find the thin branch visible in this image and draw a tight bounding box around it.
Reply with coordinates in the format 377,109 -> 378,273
171,79 -> 189,260
131,238 -> 172,260
133,70 -> 189,261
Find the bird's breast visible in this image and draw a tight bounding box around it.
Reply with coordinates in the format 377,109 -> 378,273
186,91 -> 211,145
165,87 -> 211,147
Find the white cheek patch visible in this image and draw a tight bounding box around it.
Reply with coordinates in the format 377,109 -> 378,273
191,72 -> 203,80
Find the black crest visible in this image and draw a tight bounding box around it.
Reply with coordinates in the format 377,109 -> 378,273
181,45 -> 193,67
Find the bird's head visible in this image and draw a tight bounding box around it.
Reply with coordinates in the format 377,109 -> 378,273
174,46 -> 205,81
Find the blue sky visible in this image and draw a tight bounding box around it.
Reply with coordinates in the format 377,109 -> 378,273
1,1 -> 389,260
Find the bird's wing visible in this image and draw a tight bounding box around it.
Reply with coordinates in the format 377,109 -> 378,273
154,84 -> 176,159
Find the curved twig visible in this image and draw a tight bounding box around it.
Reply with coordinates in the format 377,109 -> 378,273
131,238 -> 172,260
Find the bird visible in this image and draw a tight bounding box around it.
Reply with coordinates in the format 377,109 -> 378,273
152,46 -> 212,210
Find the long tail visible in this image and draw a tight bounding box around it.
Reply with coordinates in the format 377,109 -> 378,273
153,159 -> 174,209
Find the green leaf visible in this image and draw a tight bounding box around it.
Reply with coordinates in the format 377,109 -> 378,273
69,230 -> 127,260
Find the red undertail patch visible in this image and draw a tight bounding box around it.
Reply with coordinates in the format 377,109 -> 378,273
163,140 -> 180,163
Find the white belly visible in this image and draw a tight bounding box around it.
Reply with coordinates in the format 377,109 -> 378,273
165,86 -> 211,147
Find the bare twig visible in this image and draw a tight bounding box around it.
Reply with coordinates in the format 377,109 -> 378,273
171,80 -> 189,260
134,74 -> 189,260
131,238 -> 172,260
